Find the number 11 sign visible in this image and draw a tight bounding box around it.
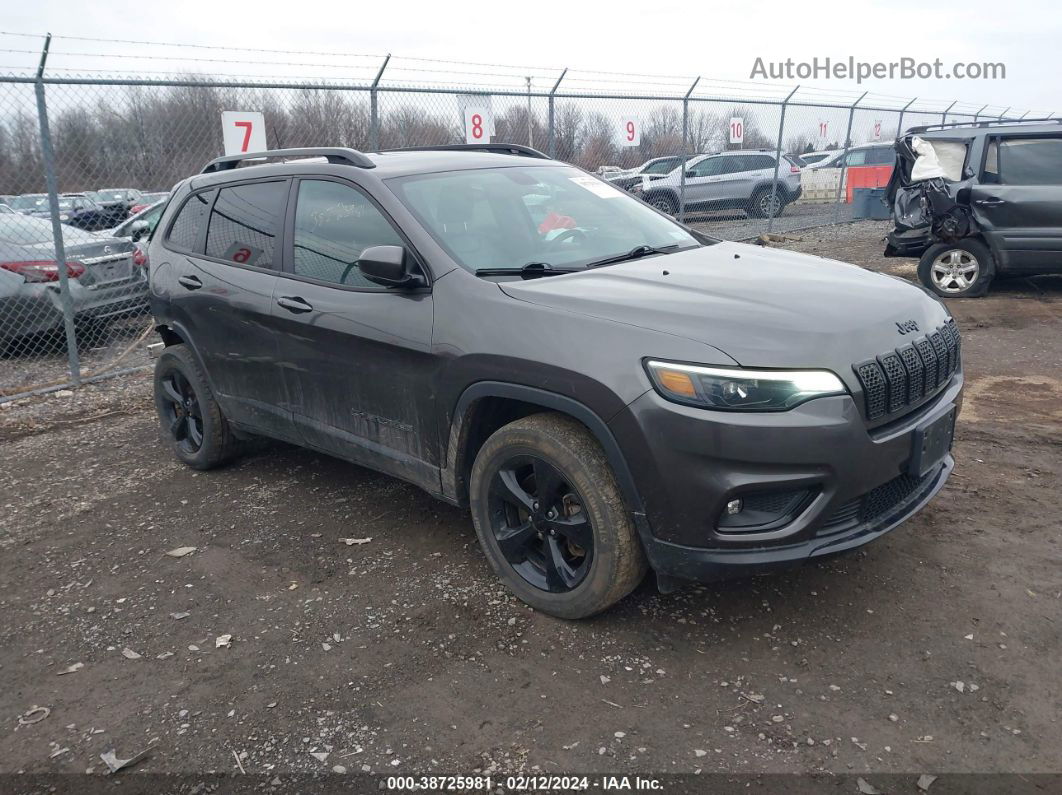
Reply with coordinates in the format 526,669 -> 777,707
221,111 -> 267,156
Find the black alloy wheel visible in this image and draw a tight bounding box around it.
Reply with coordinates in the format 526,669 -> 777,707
158,369 -> 204,455
486,454 -> 594,592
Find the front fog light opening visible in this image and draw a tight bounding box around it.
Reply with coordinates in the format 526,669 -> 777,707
716,488 -> 815,533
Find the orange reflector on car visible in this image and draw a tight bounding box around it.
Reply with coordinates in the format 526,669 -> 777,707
657,369 -> 696,397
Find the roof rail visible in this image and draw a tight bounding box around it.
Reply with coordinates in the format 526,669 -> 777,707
380,143 -> 551,159
201,147 -> 375,174
905,117 -> 1061,135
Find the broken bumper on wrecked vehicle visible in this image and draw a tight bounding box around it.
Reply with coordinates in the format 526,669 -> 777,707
609,373 -> 963,588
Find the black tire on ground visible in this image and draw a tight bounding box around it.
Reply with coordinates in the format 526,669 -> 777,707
747,188 -> 787,219
917,239 -> 996,298
646,193 -> 678,216
469,412 -> 648,619
153,343 -> 239,470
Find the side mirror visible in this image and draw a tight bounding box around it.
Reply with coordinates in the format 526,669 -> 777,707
358,245 -> 423,288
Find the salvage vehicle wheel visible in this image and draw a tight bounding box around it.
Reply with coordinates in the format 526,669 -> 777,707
646,194 -> 677,216
153,343 -> 238,470
747,188 -> 785,219
918,240 -> 995,298
469,413 -> 648,619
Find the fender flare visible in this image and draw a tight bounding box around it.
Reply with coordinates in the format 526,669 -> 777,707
447,381 -> 646,519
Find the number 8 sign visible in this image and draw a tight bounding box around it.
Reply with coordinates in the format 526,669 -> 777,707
464,107 -> 492,144
617,117 -> 640,147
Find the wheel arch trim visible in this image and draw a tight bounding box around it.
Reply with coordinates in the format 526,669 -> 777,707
444,381 -> 646,519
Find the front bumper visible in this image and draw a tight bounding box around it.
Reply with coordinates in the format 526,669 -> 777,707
609,372 -> 963,583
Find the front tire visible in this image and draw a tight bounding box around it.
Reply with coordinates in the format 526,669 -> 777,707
918,239 -> 995,298
153,343 -> 238,470
469,413 -> 648,619
645,193 -> 678,216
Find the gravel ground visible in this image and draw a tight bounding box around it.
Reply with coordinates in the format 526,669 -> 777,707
1,221 -> 1060,788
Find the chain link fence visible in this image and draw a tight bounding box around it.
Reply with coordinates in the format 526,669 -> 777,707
0,38 -> 1032,400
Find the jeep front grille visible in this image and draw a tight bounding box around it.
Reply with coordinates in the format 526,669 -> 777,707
853,320 -> 961,421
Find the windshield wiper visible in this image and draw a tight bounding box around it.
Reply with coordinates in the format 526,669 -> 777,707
583,244 -> 680,270
475,262 -> 580,279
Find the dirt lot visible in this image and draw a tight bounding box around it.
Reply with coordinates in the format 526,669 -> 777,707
1,221 -> 1060,787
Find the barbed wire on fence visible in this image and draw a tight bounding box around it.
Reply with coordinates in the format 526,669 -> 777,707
0,31 -> 1048,401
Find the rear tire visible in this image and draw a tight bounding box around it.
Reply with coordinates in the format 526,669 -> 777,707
153,343 -> 239,470
469,412 -> 648,619
747,188 -> 786,219
918,239 -> 995,298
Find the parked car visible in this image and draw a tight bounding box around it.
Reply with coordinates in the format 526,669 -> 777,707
796,150 -> 837,166
0,212 -> 148,347
803,143 -> 895,170
635,150 -> 803,218
8,194 -> 48,215
104,199 -> 167,241
885,118 -> 1062,297
88,188 -> 142,219
604,155 -> 692,191
0,195 -> 14,208
148,143 -> 961,619
130,192 -> 169,215
0,204 -> 14,214
29,194 -> 127,232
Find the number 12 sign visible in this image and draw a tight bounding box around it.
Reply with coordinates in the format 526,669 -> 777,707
464,107 -> 492,144
221,111 -> 267,156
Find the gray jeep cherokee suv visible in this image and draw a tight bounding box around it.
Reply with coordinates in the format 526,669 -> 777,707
148,144 -> 962,618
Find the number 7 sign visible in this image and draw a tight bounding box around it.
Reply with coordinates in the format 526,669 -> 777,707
221,111 -> 267,155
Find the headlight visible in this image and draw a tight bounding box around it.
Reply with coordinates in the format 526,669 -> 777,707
645,360 -> 847,411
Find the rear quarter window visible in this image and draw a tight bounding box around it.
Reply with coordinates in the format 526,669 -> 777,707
165,189 -> 216,252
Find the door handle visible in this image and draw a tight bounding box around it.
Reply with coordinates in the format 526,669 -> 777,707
177,275 -> 202,290
974,198 -> 1005,207
277,295 -> 314,313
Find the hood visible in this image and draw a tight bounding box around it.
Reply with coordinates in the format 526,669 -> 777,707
498,241 -> 949,382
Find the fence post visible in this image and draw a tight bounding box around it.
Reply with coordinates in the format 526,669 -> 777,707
942,100 -> 956,125
897,97 -> 916,138
678,76 -> 699,224
973,104 -> 988,123
831,91 -> 866,224
547,68 -> 567,159
369,54 -> 390,151
766,85 -> 799,235
34,34 -> 81,386
999,106 -> 1011,120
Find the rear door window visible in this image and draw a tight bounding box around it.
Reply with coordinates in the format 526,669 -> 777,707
165,189 -> 216,253
996,137 -> 1062,185
204,180 -> 288,268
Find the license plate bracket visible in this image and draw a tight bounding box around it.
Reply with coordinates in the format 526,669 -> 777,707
909,406 -> 956,477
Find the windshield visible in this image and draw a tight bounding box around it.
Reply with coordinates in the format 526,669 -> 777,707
389,165 -> 703,272
96,190 -> 130,202
10,195 -> 45,211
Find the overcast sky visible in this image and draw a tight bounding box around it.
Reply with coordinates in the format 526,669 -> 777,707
2,0 -> 1057,115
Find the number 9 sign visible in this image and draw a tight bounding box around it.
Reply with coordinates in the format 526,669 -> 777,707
617,117 -> 640,147
463,107 -> 492,144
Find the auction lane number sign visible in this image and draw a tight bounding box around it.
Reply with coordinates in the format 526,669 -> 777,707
729,117 -> 744,145
222,111 -> 267,156
464,107 -> 492,144
617,117 -> 641,147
